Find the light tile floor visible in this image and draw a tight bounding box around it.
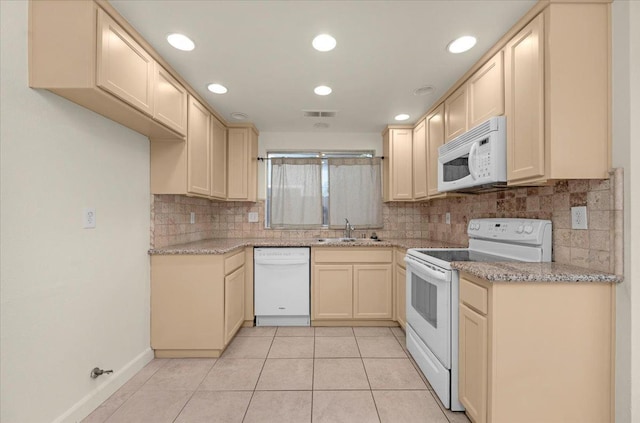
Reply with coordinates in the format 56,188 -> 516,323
83,326 -> 470,423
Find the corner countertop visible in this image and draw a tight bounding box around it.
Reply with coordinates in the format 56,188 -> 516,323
148,237 -> 464,255
451,261 -> 623,283
148,238 -> 622,284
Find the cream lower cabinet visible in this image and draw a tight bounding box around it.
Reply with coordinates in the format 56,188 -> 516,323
394,248 -> 407,329
312,248 -> 393,323
458,273 -> 614,423
151,249 -> 246,357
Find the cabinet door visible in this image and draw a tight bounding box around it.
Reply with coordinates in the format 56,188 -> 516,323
412,120 -> 428,200
390,129 -> 413,200
468,51 -> 504,129
211,117 -> 227,199
96,9 -> 154,116
353,264 -> 393,319
227,128 -> 250,200
395,265 -> 406,329
444,84 -> 468,142
153,64 -> 187,136
505,14 -> 545,183
426,104 -> 445,197
151,256 -> 224,351
313,265 -> 353,319
187,97 -> 212,196
224,266 -> 245,345
459,303 -> 488,423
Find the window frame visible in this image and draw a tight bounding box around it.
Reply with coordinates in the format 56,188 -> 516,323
265,150 -> 376,229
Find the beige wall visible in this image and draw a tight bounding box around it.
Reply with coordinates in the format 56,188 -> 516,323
612,1 -> 639,422
0,2 -> 153,422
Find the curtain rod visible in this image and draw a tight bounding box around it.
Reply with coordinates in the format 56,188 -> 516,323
257,156 -> 385,161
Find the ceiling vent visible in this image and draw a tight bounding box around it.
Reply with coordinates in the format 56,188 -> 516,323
303,110 -> 337,118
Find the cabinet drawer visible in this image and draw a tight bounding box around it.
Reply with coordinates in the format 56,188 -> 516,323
225,250 -> 245,274
460,278 -> 488,315
395,249 -> 407,269
314,248 -> 392,263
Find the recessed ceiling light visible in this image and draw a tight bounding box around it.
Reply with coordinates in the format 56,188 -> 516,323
166,33 -> 195,51
314,85 -> 332,96
447,36 -> 477,54
312,34 -> 337,52
314,122 -> 330,129
395,114 -> 410,121
414,85 -> 435,96
207,83 -> 228,94
230,112 -> 249,120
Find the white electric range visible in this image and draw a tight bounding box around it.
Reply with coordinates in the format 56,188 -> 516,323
404,218 -> 552,411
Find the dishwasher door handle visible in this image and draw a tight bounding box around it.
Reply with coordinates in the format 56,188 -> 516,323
254,259 -> 310,266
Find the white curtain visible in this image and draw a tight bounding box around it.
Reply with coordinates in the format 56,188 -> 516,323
328,158 -> 383,228
270,158 -> 323,228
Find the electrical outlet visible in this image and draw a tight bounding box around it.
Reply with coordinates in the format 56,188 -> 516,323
190,212 -> 195,224
248,212 -> 258,222
571,206 -> 588,230
445,212 -> 451,225
83,207 -> 96,229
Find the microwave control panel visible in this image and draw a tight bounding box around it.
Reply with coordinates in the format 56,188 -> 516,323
474,139 -> 492,179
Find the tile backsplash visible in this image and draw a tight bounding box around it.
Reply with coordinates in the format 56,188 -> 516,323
151,169 -> 623,274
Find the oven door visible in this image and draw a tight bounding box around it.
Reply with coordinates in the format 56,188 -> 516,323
405,256 -> 451,368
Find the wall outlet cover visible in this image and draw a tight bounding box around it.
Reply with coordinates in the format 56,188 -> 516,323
83,207 -> 96,229
248,212 -> 259,223
190,212 -> 195,224
445,212 -> 451,225
571,206 -> 588,230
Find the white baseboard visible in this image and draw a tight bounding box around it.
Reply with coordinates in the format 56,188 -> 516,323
52,348 -> 154,423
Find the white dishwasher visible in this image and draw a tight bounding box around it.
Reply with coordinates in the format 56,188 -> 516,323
254,247 -> 310,326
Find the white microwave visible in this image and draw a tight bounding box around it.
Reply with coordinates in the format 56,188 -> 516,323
437,116 -> 507,192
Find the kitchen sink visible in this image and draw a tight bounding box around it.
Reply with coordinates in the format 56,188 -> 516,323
316,238 -> 383,243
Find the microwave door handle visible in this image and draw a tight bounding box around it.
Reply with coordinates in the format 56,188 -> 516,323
468,142 -> 479,180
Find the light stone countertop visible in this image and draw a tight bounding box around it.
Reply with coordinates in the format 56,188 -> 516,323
452,261 -> 622,283
148,237 -> 463,255
149,238 -> 622,283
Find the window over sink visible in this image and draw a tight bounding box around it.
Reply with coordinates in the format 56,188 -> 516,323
266,151 -> 383,229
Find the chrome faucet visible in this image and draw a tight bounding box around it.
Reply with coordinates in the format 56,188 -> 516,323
344,218 -> 355,238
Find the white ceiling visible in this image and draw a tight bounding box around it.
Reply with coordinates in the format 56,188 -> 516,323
110,0 -> 536,133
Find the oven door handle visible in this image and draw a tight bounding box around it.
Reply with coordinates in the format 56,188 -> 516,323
405,257 -> 449,282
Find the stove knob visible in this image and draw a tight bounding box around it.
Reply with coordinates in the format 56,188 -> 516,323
516,225 -> 524,234
524,225 -> 534,234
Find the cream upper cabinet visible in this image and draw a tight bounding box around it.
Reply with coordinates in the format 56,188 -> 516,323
96,8 -> 154,116
153,64 -> 188,136
29,1 -> 182,140
210,117 -> 228,200
504,14 -> 545,183
227,127 -> 258,201
458,273 -> 614,423
187,96 -> 212,197
468,51 -> 504,129
412,119 -> 428,200
505,4 -> 610,185
383,127 -> 413,201
312,248 -> 394,322
444,84 -> 468,142
426,104 -> 446,198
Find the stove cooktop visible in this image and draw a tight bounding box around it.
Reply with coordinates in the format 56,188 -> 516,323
412,249 -> 516,263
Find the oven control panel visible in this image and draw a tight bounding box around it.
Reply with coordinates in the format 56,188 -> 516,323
468,218 -> 552,245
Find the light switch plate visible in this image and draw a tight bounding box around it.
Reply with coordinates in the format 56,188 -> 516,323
190,212 -> 195,224
445,212 -> 451,225
248,212 -> 259,223
571,206 -> 588,230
